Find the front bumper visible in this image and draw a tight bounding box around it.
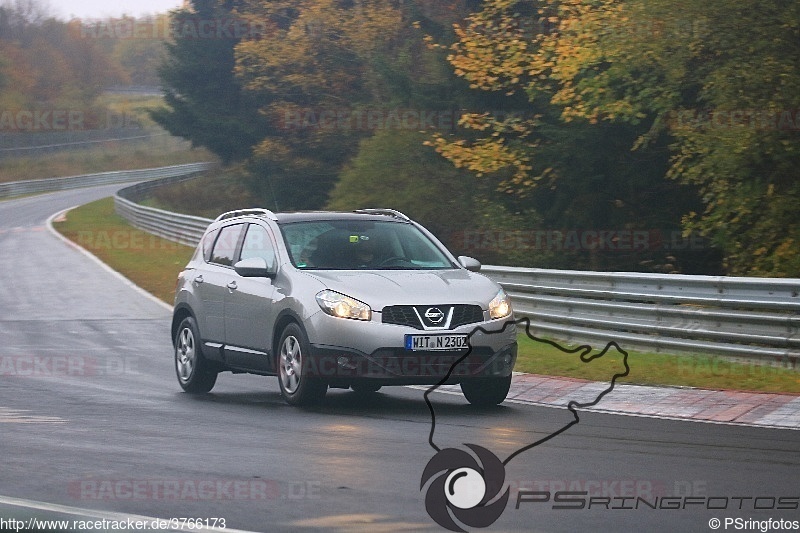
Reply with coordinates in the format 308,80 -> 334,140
303,310 -> 518,385
309,342 -> 518,386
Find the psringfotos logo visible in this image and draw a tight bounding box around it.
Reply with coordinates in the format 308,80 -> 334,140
420,444 -> 510,532
420,317 -> 630,531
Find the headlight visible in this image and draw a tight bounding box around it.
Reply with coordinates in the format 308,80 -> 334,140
316,290 -> 372,321
488,290 -> 512,319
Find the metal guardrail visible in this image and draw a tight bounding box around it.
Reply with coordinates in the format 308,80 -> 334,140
109,169 -> 800,363
0,162 -> 212,199
483,266 -> 800,361
115,183 -> 212,247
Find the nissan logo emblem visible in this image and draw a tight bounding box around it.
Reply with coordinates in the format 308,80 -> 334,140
425,307 -> 445,324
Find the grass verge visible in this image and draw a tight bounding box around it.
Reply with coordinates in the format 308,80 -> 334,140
0,134 -> 214,184
53,197 -> 194,304
0,95 -> 216,183
515,334 -> 800,394
53,198 -> 800,394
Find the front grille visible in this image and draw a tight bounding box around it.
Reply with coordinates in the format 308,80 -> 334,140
451,305 -> 485,328
381,306 -> 420,329
381,304 -> 484,330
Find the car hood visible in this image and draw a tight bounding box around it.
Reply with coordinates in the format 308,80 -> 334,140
299,268 -> 501,308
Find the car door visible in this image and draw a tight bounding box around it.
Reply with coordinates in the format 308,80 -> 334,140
193,223 -> 245,345
223,223 -> 279,372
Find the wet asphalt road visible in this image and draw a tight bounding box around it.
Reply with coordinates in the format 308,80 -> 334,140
0,185 -> 798,532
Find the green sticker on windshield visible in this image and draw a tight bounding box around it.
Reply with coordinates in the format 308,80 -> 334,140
349,235 -> 359,243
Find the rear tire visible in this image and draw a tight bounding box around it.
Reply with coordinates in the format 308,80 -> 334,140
460,375 -> 511,406
277,323 -> 327,406
174,316 -> 218,393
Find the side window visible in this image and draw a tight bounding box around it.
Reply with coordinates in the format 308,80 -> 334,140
209,224 -> 243,266
239,224 -> 277,269
201,228 -> 219,262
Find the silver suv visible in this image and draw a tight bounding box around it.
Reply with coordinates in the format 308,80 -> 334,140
172,208 -> 517,406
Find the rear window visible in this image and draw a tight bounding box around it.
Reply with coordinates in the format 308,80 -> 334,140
209,224 -> 243,266
201,228 -> 219,262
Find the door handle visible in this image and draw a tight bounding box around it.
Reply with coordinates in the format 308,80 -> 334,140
227,281 -> 238,291
194,275 -> 204,284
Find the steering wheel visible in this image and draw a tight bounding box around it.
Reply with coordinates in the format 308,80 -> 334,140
377,256 -> 410,267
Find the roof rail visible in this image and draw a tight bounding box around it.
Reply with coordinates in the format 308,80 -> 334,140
214,208 -> 277,222
354,208 -> 411,221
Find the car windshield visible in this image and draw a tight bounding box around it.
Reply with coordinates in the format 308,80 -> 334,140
280,220 -> 455,270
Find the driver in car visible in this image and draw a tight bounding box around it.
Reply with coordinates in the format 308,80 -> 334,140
353,235 -> 377,268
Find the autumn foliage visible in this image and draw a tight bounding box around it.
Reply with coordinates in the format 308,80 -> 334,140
431,0 -> 800,276
19,0 -> 786,276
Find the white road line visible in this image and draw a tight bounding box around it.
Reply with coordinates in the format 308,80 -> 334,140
0,407 -> 66,424
45,202 -> 800,433
0,494 -> 259,533
45,206 -> 172,312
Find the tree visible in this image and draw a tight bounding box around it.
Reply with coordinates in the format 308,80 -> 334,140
151,0 -> 269,164
425,0 -> 714,272
232,0 -> 406,210
432,0 -> 799,275
150,0 -> 488,211
327,129 -> 544,266
0,1 -> 125,107
112,15 -> 169,86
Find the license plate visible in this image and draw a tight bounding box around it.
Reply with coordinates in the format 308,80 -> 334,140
404,334 -> 469,351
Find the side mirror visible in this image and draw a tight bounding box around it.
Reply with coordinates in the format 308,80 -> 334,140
234,257 -> 276,278
457,255 -> 482,272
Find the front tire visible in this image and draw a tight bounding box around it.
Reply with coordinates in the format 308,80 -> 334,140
277,323 -> 327,406
460,375 -> 511,406
174,316 -> 218,393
